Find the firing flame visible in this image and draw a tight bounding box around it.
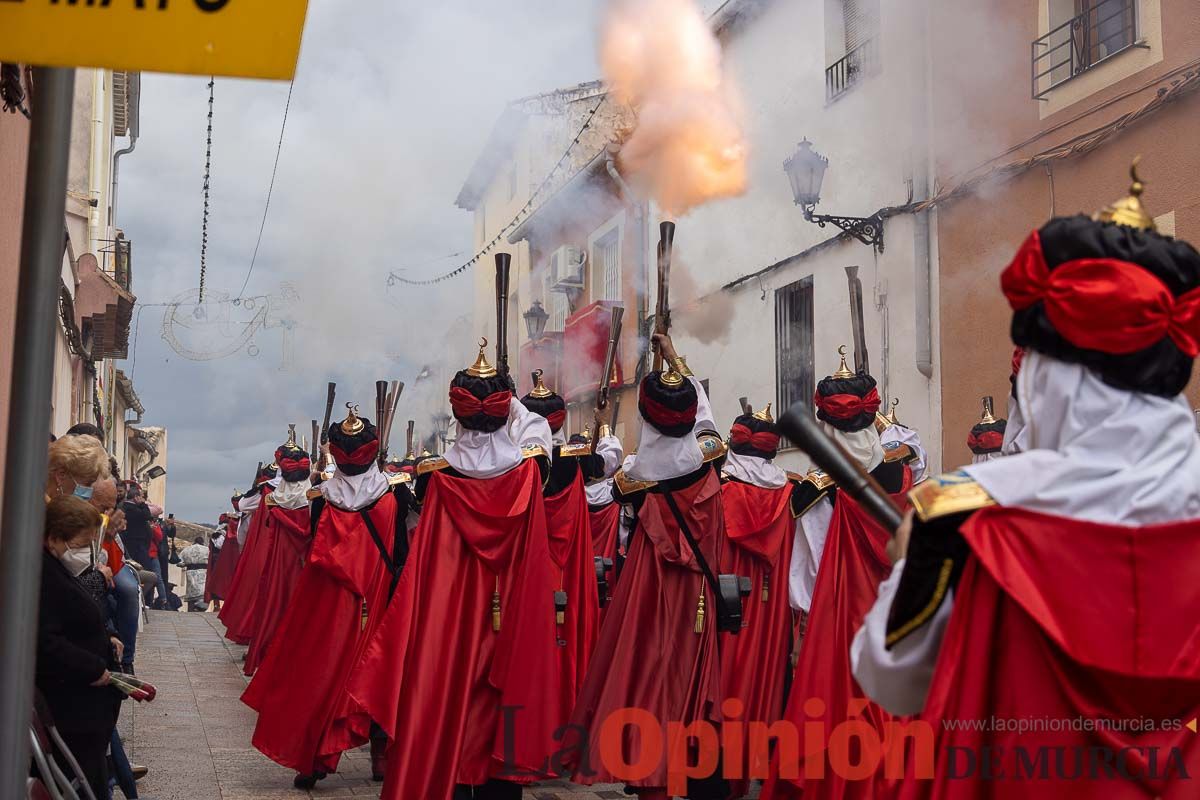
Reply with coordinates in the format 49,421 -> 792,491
601,0 -> 747,216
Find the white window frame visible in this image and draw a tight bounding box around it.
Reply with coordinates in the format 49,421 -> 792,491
588,211 -> 624,303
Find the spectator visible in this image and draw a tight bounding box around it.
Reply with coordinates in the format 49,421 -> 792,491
121,485 -> 164,605
92,479 -> 140,674
145,515 -> 167,610
154,517 -> 172,606
180,536 -> 210,612
37,496 -> 122,799
45,434 -> 109,503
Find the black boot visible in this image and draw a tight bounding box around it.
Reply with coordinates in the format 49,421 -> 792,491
370,735 -> 387,782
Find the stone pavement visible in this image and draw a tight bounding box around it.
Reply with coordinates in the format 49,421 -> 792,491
121,610 -> 638,799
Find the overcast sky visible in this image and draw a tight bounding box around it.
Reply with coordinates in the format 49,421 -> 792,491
119,0 -> 630,521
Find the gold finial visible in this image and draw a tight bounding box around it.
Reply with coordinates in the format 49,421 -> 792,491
529,369 -> 553,399
466,337 -> 498,379
1093,157 -> 1156,232
833,345 -> 854,379
341,403 -> 365,435
980,395 -> 997,424
886,398 -> 900,426
419,446 -> 432,458
581,426 -> 593,441
285,423 -> 297,448
752,402 -> 774,423
658,367 -> 685,387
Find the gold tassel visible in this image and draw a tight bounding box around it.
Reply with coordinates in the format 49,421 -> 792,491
762,572 -> 770,603
491,577 -> 502,633
694,586 -> 706,634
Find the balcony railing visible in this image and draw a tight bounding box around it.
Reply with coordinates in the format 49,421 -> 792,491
1032,0 -> 1137,100
825,37 -> 879,103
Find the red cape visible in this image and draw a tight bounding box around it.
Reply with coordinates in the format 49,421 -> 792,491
568,467 -> 725,789
347,459 -> 567,800
206,516 -> 241,602
719,479 -> 796,796
763,489 -> 911,800
242,501 -> 312,676
546,471 -> 602,707
895,506 -> 1200,799
219,489 -> 275,644
589,501 -> 622,618
590,500 -> 622,562
242,490 -> 399,776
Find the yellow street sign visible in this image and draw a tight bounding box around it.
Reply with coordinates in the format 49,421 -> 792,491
0,0 -> 309,80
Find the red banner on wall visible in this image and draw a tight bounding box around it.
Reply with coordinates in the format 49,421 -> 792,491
562,301 -> 624,402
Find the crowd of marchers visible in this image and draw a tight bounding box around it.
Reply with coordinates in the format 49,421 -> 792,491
131,173 -> 1200,800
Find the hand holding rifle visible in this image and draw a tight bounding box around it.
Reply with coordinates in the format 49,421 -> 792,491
652,332 -> 680,365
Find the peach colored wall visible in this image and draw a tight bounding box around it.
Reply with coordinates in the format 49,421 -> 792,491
931,0 -> 1200,468
0,111 -> 31,484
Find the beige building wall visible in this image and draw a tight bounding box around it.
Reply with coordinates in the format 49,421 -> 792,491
931,0 -> 1200,468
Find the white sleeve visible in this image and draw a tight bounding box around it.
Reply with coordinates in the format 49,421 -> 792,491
508,397 -> 553,452
688,376 -> 717,434
850,558 -> 954,717
594,435 -> 623,478
788,496 -> 833,612
237,492 -> 261,514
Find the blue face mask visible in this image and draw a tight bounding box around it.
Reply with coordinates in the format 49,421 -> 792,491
72,483 -> 94,501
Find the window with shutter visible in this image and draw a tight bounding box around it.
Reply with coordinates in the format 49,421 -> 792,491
775,276 -> 815,444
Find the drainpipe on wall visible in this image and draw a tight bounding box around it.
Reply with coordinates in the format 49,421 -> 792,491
912,2 -> 935,380
111,73 -> 140,231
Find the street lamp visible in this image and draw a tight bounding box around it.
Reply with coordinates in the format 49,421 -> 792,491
523,299 -> 550,342
142,465 -> 166,481
783,138 -> 884,252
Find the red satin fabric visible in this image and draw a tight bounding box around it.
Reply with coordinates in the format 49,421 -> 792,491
242,503 -> 313,676
895,507 -> 1200,799
449,387 -> 512,419
762,490 -> 911,800
1002,230 -> 1200,357
206,515 -> 240,602
639,390 -> 699,427
242,491 -> 399,776
814,387 -> 882,420
1012,345 -> 1025,378
347,460 -> 567,800
729,423 -> 781,453
589,501 -> 623,618
967,430 -> 1005,453
329,438 -> 379,467
276,454 -> 310,474
545,471 -> 602,708
719,480 -> 797,798
219,492 -> 274,644
545,409 -> 567,432
568,468 -> 725,788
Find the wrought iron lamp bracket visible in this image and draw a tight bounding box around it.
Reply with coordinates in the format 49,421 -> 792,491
802,204 -> 885,252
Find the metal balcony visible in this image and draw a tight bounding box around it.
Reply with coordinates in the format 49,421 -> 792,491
825,37 -> 879,103
1032,0 -> 1138,100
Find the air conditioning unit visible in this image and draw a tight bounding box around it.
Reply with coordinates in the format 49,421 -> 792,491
549,246 -> 586,294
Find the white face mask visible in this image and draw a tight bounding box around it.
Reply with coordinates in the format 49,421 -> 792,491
59,546 -> 93,578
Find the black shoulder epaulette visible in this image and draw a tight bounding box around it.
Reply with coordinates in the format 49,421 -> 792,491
882,440 -> 916,464
613,469 -> 657,495
416,456 -> 450,476
909,470 -> 996,522
558,442 -> 592,459
792,468 -> 834,517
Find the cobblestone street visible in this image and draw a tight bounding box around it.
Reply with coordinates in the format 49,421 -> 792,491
122,611 -> 636,799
